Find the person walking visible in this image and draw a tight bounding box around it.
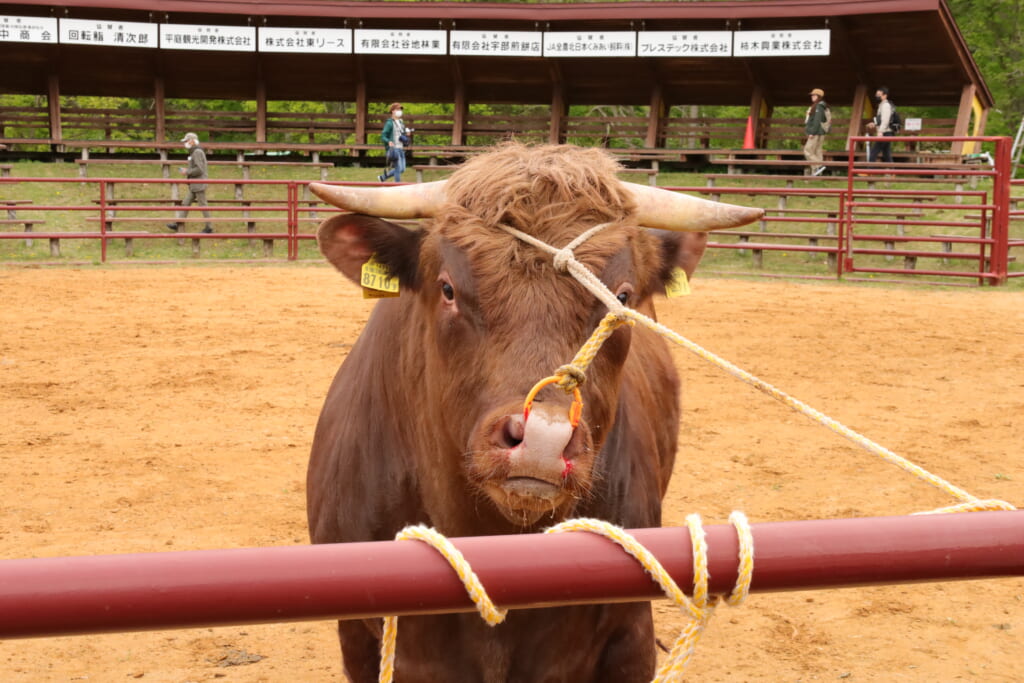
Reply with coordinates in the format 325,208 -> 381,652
378,103 -> 413,183
803,88 -> 829,176
166,132 -> 213,233
869,87 -> 895,163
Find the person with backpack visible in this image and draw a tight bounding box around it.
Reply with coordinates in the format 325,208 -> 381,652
803,88 -> 830,176
869,86 -> 897,163
378,102 -> 413,183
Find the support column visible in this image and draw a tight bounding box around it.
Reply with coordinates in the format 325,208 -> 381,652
47,74 -> 61,143
847,83 -> 868,156
255,80 -> 267,144
646,85 -> 664,149
354,79 -> 367,144
951,83 -> 976,156
746,86 -> 766,149
452,82 -> 466,146
550,83 -> 566,145
154,78 -> 166,142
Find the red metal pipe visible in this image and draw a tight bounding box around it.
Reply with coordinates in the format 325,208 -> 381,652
0,512 -> 1020,640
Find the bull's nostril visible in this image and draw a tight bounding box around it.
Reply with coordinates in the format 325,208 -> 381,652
499,415 -> 525,449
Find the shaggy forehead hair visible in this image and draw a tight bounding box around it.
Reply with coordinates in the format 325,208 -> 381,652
442,142 -> 636,241
430,143 -> 646,278
421,143 -> 662,328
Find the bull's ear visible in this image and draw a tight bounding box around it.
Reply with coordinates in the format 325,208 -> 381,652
651,230 -> 709,293
317,214 -> 423,290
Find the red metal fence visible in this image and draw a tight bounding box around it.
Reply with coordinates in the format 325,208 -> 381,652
842,136 -> 1016,285
1,138 -> 1020,284
0,512 -> 1020,639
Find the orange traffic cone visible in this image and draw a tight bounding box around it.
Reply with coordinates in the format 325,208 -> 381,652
742,116 -> 756,149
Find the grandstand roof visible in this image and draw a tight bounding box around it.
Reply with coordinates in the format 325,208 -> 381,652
0,0 -> 992,108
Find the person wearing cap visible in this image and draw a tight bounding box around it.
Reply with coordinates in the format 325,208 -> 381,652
166,132 -> 212,233
803,88 -> 829,177
378,103 -> 413,183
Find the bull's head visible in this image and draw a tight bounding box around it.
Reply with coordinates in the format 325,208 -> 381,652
311,145 -> 761,531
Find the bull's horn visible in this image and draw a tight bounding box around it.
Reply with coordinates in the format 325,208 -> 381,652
625,183 -> 763,232
309,181 -> 447,219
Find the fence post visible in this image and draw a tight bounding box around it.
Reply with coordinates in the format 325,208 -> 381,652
988,137 -> 1012,285
99,180 -> 108,263
288,182 -> 298,261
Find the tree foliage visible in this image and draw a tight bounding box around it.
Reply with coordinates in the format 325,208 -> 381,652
948,0 -> 1024,137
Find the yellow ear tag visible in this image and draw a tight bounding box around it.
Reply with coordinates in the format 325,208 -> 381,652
360,256 -> 401,299
665,267 -> 692,298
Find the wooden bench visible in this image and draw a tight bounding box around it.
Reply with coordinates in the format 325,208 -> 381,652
711,158 -> 856,175
0,218 -> 47,249
88,215 -> 320,258
714,229 -> 840,268
412,164 -> 459,183
926,234 -> 1016,270
76,158 -> 175,178
75,158 -> 333,181
845,234 -> 1015,272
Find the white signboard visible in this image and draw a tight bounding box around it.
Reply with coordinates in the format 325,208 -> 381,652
638,31 -> 732,57
259,27 -> 351,54
904,118 -> 922,132
160,23 -> 256,52
733,30 -> 830,57
354,29 -> 446,55
450,31 -> 542,57
60,18 -> 157,48
543,31 -> 636,58
0,15 -> 57,44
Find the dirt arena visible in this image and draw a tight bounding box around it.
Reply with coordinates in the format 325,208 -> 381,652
1,265 -> 1021,682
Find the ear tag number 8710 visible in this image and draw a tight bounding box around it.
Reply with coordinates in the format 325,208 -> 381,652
361,256 -> 401,299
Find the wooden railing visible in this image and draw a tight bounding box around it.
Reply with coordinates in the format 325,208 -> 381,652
0,104 -> 970,163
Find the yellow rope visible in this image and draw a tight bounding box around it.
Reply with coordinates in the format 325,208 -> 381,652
379,525 -> 508,683
380,514 -> 754,683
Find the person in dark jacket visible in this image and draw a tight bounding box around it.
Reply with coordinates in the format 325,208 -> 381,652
166,132 -> 212,233
803,88 -> 829,176
378,103 -> 413,183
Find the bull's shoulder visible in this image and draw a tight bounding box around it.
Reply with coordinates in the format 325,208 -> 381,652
307,301 -> 428,545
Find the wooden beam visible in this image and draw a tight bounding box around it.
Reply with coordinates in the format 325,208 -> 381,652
951,83 -> 976,156
255,80 -> 267,144
646,84 -> 664,148
451,57 -> 466,146
975,105 -> 990,137
354,57 -> 367,145
847,83 -> 868,150
154,78 -> 166,142
47,74 -> 61,143
548,61 -> 565,145
256,78 -> 268,142
747,85 -> 765,148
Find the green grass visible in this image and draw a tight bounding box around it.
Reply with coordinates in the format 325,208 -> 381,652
1,159 -> 1021,289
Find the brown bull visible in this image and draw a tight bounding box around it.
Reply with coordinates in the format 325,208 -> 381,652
307,144 -> 761,682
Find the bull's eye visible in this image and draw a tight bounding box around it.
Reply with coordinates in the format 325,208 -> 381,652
441,281 -> 455,301
615,283 -> 634,307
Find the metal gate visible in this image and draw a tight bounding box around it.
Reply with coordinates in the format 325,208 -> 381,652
841,136 -> 1013,285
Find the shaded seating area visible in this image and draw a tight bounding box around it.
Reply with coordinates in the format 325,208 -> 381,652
0,0 -> 992,171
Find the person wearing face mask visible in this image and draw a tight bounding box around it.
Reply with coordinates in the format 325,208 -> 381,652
166,132 -> 213,233
868,87 -> 894,164
378,103 -> 413,183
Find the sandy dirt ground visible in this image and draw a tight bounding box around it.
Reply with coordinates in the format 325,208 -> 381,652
0,265 -> 1021,682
